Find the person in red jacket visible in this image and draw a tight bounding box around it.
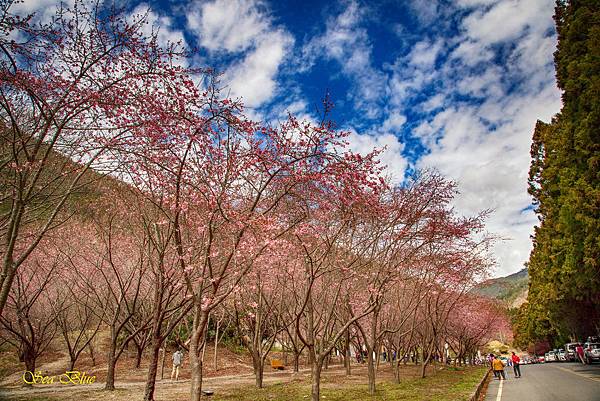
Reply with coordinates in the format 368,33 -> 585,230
576,344 -> 585,363
511,352 -> 522,378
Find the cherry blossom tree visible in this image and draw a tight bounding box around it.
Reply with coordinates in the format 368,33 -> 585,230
447,295 -> 510,365
231,262 -> 289,388
0,0 -> 192,317
0,236 -> 64,384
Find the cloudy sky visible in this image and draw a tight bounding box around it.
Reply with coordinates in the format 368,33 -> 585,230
16,0 -> 562,277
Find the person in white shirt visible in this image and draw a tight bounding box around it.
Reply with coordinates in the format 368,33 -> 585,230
171,349 -> 184,381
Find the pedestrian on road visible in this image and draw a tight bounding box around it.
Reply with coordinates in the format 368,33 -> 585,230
171,348 -> 184,381
488,353 -> 497,378
576,344 -> 585,364
492,356 -> 506,380
511,352 -> 522,378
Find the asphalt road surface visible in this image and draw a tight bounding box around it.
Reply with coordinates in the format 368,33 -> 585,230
485,362 -> 600,401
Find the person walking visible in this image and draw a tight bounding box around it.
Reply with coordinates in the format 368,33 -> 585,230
487,353 -> 497,378
576,344 -> 585,364
492,356 -> 506,380
171,348 -> 184,381
511,352 -> 522,378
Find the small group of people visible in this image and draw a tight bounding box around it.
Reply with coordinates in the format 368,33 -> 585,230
488,351 -> 522,380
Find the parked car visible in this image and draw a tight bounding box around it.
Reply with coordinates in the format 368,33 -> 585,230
565,343 -> 582,362
538,355 -> 545,363
583,343 -> 600,364
547,351 -> 557,362
557,349 -> 566,361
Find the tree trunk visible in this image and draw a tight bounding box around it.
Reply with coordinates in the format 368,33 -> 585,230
88,341 -> 96,366
135,343 -> 144,369
344,329 -> 351,376
23,351 -> 35,387
367,346 -> 376,395
213,319 -> 219,371
394,357 -> 401,383
293,350 -> 300,372
255,358 -> 264,388
143,338 -> 162,401
251,351 -> 265,388
0,257 -> 18,318
189,340 -> 203,401
421,348 -> 432,379
310,358 -> 323,401
69,355 -> 76,371
190,309 -> 208,401
160,347 -> 166,380
105,341 -> 117,390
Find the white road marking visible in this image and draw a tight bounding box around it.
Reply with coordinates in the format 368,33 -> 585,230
495,378 -> 503,401
554,365 -> 600,382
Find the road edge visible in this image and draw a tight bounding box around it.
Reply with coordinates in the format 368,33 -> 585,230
468,368 -> 491,401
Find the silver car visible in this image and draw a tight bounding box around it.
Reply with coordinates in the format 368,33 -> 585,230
583,343 -> 600,364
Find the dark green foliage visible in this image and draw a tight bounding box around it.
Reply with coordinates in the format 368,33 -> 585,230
519,0 -> 600,346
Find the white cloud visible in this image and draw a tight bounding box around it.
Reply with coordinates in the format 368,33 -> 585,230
460,0 -> 552,47
382,112 -> 407,133
421,93 -> 446,112
346,130 -> 408,183
404,0 -> 561,277
187,0 -> 268,53
301,1 -> 386,119
187,0 -> 293,108
408,39 -> 444,68
414,89 -> 560,277
225,31 -> 293,107
10,0 -> 75,23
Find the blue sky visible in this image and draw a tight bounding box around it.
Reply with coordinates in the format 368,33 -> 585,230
19,0 -> 562,277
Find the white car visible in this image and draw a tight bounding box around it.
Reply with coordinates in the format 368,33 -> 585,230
547,351 -> 557,362
557,349 -> 566,361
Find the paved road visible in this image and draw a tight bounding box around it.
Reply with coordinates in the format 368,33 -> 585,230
485,362 -> 600,401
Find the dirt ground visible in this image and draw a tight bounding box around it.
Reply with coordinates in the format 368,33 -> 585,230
0,356 -> 470,401
0,330 -> 483,401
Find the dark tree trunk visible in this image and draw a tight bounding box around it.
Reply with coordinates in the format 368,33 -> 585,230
143,338 -> 162,401
135,343 -> 144,369
293,351 -> 300,372
105,341 -> 117,390
23,350 -> 35,387
310,358 -> 323,401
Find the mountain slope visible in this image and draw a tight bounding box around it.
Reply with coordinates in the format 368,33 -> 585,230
473,268 -> 529,308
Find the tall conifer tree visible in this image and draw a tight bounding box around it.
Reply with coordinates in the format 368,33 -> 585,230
525,0 -> 600,344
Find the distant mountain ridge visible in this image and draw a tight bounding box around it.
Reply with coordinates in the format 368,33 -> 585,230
473,268 -> 529,308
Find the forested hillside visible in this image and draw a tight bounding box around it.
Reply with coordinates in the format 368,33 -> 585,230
473,268 -> 528,308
